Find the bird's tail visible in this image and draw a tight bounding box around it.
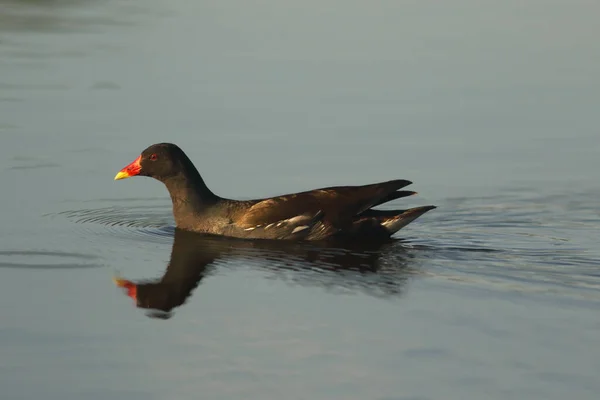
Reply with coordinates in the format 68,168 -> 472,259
363,205 -> 436,235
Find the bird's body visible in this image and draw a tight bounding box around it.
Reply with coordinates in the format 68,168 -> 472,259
114,143 -> 435,241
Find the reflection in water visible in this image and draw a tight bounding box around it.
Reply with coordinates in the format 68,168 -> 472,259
114,229 -> 415,319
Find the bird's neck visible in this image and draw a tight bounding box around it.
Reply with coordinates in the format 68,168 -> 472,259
162,166 -> 220,227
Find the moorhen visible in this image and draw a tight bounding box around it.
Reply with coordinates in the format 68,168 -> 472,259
114,143 -> 435,241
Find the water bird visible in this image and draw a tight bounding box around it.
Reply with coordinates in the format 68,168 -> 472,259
114,143 -> 435,241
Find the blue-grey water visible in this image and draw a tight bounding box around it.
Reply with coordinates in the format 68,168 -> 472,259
1,1 -> 599,399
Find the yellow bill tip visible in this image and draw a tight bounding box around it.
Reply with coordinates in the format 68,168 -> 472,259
114,171 -> 130,181
112,276 -> 127,286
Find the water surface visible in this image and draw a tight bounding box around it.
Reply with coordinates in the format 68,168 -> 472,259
1,1 -> 599,399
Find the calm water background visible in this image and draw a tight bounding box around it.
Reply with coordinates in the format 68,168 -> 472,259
1,1 -> 599,399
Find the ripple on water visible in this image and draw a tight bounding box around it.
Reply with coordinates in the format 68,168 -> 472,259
51,202 -> 175,245
0,250 -> 103,269
412,189 -> 600,303
49,190 -> 600,303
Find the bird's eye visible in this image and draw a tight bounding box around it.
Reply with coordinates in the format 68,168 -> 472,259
149,154 -> 158,161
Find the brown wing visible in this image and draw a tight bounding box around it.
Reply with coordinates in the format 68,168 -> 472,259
236,179 -> 412,229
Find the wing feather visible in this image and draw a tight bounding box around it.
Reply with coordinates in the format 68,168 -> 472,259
236,179 -> 412,229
